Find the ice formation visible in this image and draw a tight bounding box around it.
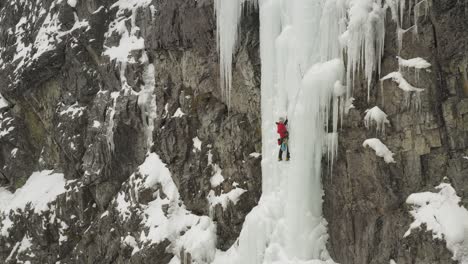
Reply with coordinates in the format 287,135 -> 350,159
405,183 -> 468,263
210,0 -> 413,262
364,106 -> 390,134
386,0 -> 431,51
363,138 -> 395,163
103,0 -> 153,152
138,51 -> 157,149
214,0 -> 256,108
341,0 -> 387,100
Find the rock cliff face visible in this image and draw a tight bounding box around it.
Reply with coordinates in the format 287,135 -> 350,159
0,0 -> 466,263
323,1 -> 467,263
0,0 -> 260,263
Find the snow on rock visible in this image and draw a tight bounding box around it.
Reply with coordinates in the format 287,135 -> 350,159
405,183 -> 468,263
364,106 -> 390,134
381,71 -> 424,92
104,0 -> 152,88
172,108 -> 185,118
67,0 -> 77,7
192,137 -> 202,152
207,149 -> 214,165
17,235 -> 33,254
59,103 -> 86,119
92,120 -> 101,128
363,138 -> 395,163
134,153 -> 218,263
249,152 -> 261,158
174,216 -> 217,263
103,31 -> 145,62
0,94 -> 9,110
122,234 -> 140,255
207,188 -> 246,210
381,71 -> 424,109
397,56 -> 431,69
140,153 -> 177,198
0,170 -> 66,214
0,171 -> 66,238
111,0 -> 152,11
210,164 -> 225,188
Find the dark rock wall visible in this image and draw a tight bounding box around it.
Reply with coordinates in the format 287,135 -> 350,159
0,0 -> 260,263
323,0 -> 467,263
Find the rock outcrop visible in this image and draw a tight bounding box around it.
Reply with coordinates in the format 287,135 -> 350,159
324,1 -> 467,263
0,0 -> 260,263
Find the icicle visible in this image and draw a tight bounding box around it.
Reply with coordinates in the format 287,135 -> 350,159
214,0 -> 258,109
138,51 -> 157,149
214,0 -> 243,108
106,91 -> 120,152
342,0 -> 388,100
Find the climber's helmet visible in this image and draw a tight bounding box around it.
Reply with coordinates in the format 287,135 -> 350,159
279,117 -> 285,123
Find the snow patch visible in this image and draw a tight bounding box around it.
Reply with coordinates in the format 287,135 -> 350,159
249,152 -> 261,158
60,103 -> 85,119
381,71 -> 424,93
0,171 -> 66,214
174,216 -> 217,263
207,188 -> 246,210
363,138 -> 395,163
192,137 -> 202,152
122,235 -> 140,255
67,0 -> 77,7
405,183 -> 468,263
0,94 -> 9,110
397,56 -> 431,69
381,71 -> 424,109
172,108 -> 185,118
136,154 -> 218,263
0,171 -> 66,237
210,164 -> 225,188
364,106 -> 390,134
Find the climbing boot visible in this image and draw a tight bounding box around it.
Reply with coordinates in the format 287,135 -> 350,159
278,157 -> 282,161
285,157 -> 290,161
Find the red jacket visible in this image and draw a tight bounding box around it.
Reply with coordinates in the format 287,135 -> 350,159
276,121 -> 288,138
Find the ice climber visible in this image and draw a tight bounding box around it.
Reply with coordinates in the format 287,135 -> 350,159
276,117 -> 290,161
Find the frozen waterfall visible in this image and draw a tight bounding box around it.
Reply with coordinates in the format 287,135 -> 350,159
213,0 -> 390,263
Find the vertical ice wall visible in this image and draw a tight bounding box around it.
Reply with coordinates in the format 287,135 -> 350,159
213,0 -> 394,263
214,0 -> 257,108
214,0 -> 243,108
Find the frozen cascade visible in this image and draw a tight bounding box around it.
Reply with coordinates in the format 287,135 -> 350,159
213,0 -> 393,263
214,0 -> 257,108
